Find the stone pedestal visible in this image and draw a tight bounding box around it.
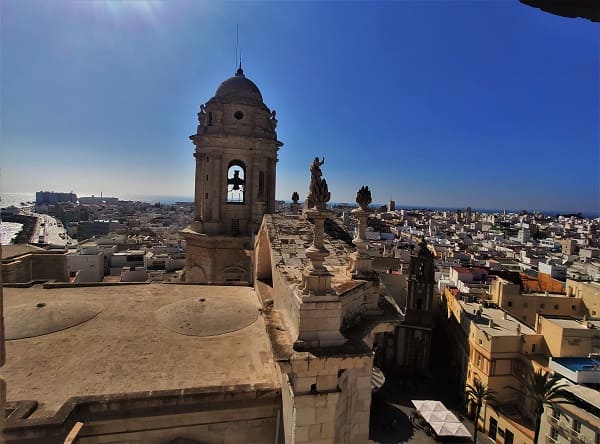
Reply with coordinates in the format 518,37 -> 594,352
301,210 -> 334,296
297,209 -> 345,348
349,208 -> 374,280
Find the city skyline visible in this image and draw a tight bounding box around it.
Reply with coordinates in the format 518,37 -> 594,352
1,0 -> 598,213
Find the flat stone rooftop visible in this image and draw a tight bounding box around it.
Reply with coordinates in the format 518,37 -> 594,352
0,284 -> 280,418
544,316 -> 600,329
265,214 -> 357,291
458,299 -> 536,336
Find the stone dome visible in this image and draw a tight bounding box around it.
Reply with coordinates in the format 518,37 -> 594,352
155,293 -> 259,337
214,68 -> 263,105
5,300 -> 103,340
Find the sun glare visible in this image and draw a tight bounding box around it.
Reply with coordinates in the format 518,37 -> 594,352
73,0 -> 166,30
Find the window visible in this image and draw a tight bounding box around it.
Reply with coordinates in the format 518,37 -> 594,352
505,429 -> 514,444
573,419 -> 581,433
571,305 -> 576,310
227,160 -> 246,203
416,299 -> 423,310
554,304 -> 559,310
552,408 -> 560,420
540,303 -> 545,309
508,301 -> 513,307
531,344 -> 536,353
234,110 -> 244,120
231,219 -> 240,235
550,427 -> 558,440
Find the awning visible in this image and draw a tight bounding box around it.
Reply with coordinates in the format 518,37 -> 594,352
420,410 -> 460,423
411,400 -> 472,438
429,421 -> 471,437
411,400 -> 447,412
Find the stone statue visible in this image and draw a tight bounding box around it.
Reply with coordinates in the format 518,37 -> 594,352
291,192 -> 299,204
197,104 -> 207,127
307,157 -> 330,210
269,110 -> 278,131
355,186 -> 372,211
310,157 -> 324,179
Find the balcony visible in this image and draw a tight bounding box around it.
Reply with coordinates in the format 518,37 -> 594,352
545,434 -> 558,444
548,416 -> 559,426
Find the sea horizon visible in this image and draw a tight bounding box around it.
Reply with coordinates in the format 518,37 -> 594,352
2,191 -> 598,219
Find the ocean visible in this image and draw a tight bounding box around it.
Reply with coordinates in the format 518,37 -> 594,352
0,193 -> 33,244
1,192 -> 597,219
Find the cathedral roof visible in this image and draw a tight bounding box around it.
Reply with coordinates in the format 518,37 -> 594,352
214,67 -> 264,105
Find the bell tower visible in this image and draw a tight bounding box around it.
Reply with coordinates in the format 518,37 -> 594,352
395,237 -> 436,371
182,67 -> 283,284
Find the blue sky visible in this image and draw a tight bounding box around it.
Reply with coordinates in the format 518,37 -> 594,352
1,0 -> 598,213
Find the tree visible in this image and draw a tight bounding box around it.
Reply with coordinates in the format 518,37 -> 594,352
510,366 -> 574,444
466,379 -> 497,444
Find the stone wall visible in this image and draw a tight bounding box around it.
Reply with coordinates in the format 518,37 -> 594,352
340,281 -> 380,324
184,233 -> 251,284
2,252 -> 68,283
5,387 -> 282,444
288,353 -> 373,444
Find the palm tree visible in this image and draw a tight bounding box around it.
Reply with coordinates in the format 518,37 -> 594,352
510,366 -> 574,444
466,379 -> 497,444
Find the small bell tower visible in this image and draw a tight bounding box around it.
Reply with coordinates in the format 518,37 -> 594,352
182,68 -> 283,284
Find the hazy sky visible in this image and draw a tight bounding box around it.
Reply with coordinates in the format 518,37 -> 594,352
1,1 -> 598,213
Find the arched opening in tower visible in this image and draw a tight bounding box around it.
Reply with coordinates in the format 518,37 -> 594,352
227,161 -> 246,204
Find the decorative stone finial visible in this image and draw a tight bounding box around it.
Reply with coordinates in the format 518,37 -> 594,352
349,185 -> 375,280
291,192 -> 299,204
307,157 -> 330,211
356,186 -> 372,211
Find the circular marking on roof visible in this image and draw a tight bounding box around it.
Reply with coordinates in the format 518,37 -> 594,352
5,301 -> 103,340
155,294 -> 259,337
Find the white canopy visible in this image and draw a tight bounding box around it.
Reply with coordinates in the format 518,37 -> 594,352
420,410 -> 460,423
411,400 -> 447,413
411,400 -> 472,438
429,421 -> 472,437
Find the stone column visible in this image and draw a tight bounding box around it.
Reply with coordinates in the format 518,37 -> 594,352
268,157 -> 276,213
193,152 -> 206,233
349,208 -> 374,279
213,153 -> 222,223
349,186 -> 375,280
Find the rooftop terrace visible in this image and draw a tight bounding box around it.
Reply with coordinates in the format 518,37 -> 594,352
0,284 -> 280,418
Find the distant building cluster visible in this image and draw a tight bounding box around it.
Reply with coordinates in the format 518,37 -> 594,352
35,190 -> 76,206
